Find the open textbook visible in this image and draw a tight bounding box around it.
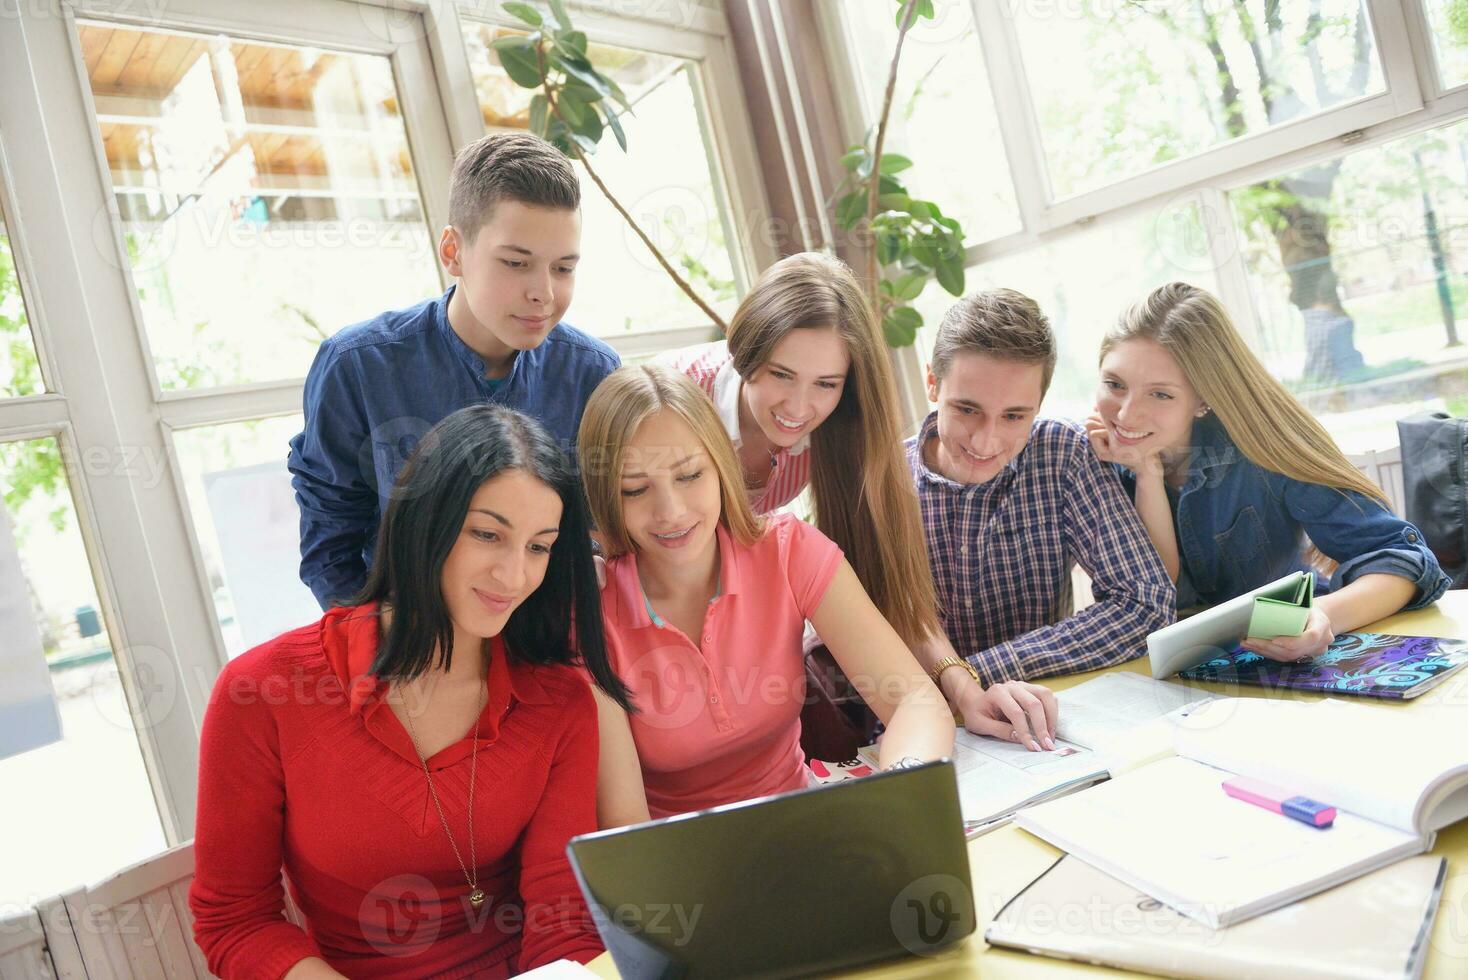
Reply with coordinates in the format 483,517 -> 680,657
1016,697 -> 1468,928
854,673 -> 1218,832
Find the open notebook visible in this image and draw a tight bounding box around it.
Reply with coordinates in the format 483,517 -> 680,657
1016,697 -> 1468,928
849,673 -> 1218,833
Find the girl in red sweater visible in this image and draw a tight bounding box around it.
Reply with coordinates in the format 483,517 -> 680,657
190,406 -> 631,980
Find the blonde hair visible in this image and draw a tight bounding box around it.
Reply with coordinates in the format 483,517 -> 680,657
1102,283 -> 1386,569
578,365 -> 763,558
725,251 -> 940,646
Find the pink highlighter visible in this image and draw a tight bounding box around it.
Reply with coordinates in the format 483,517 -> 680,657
1222,776 -> 1336,828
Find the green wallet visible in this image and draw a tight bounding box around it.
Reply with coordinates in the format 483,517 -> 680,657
1245,571 -> 1314,639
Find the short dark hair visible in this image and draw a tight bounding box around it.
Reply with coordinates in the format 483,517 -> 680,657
351,405 -> 630,709
448,132 -> 580,240
931,288 -> 1058,395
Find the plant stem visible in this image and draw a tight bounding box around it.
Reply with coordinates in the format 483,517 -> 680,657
541,75 -> 729,334
866,0 -> 922,310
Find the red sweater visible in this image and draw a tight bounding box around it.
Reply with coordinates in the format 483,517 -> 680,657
189,603 -> 604,979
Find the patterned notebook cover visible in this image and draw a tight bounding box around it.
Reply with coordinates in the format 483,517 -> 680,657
1179,632 -> 1468,699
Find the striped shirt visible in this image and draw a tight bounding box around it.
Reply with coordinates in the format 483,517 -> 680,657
906,412 -> 1176,684
658,341 -> 811,514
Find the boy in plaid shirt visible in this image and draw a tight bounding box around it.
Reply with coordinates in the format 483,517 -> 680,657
906,289 -> 1175,693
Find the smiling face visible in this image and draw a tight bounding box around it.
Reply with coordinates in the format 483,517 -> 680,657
440,200 -> 581,366
740,327 -> 851,448
440,468 -> 562,642
924,352 -> 1044,485
1096,337 -> 1207,458
618,408 -> 723,573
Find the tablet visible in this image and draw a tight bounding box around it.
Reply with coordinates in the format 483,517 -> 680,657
1147,571 -> 1312,678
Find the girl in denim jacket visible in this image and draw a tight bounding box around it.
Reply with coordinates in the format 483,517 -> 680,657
1084,283 -> 1450,662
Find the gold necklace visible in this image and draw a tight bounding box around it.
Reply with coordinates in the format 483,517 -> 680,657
402,681 -> 488,910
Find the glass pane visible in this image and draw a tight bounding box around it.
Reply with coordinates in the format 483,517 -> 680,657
918,201 -> 1220,423
1015,1 -> 1385,199
0,437 -> 166,904
77,22 -> 441,390
1230,119 -> 1468,454
173,415 -> 320,659
462,22 -> 740,337
1423,0 -> 1468,90
0,195 -> 45,398
834,0 -> 1021,243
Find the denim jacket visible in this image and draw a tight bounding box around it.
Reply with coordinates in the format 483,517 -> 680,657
1116,414 -> 1450,611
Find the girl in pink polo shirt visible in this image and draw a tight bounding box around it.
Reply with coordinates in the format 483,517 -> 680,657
578,365 -> 977,825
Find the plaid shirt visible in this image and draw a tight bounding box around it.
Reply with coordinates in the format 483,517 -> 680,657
906,413 -> 1175,684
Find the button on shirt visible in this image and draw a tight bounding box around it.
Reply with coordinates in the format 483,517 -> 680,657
601,513 -> 842,818
658,341 -> 812,514
907,413 -> 1176,685
288,287 -> 619,608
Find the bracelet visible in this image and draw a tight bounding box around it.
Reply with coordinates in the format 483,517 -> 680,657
928,656 -> 980,686
884,756 -> 925,771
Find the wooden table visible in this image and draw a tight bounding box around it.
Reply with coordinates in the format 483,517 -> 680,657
589,592 -> 1468,979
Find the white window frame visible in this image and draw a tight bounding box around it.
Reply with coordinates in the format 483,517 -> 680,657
1,0 -> 773,846
434,0 -> 775,355
2,0 -> 460,842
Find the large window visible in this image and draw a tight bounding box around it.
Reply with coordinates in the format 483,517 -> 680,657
826,0 -> 1463,458
0,197 -> 43,398
1013,1 -> 1385,199
77,22 -> 442,390
0,436 -> 165,906
834,0 -> 1021,244
461,19 -> 742,337
1232,117 -> 1468,452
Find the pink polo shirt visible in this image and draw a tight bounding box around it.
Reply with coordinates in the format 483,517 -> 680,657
602,513 -> 843,818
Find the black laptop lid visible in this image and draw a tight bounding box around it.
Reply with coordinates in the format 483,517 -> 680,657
566,760 -> 975,979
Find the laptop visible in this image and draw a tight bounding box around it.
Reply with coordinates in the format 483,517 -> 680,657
1147,571 -> 1312,678
566,760 -> 975,979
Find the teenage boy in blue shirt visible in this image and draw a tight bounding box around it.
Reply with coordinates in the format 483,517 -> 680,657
906,289 -> 1176,704
288,132 -> 618,608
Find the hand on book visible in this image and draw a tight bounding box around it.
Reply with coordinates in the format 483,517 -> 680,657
1240,606 -> 1335,662
958,680 -> 1058,752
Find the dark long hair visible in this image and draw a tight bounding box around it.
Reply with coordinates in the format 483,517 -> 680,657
351,404 -> 631,708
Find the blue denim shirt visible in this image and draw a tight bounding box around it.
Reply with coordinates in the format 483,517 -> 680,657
1116,414 -> 1450,611
287,287 -> 619,608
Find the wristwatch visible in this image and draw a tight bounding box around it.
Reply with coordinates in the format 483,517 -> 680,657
929,656 -> 981,686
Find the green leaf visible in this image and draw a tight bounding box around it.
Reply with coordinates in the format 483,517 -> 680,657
604,105 -> 627,150
547,0 -> 573,30
559,58 -> 611,97
840,146 -> 868,172
909,240 -> 940,268
562,80 -> 603,103
835,191 -> 867,230
935,254 -> 965,296
529,93 -> 549,136
502,1 -> 542,26
496,41 -> 545,88
882,305 -> 922,347
876,231 -> 902,265
490,34 -> 534,51
556,29 -> 588,58
569,132 -> 597,154
878,175 -> 904,194
905,199 -> 935,222
876,192 -> 911,211
878,153 -> 913,175
892,272 -> 925,301
571,101 -> 603,143
557,88 -> 589,127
